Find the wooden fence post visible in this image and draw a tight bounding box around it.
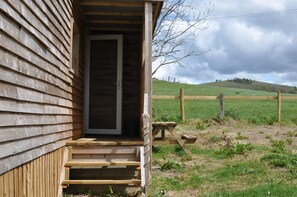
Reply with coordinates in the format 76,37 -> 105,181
277,91 -> 281,125
180,88 -> 185,121
219,93 -> 224,120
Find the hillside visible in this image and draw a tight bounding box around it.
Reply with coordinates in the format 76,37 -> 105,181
153,80 -> 283,96
204,79 -> 297,94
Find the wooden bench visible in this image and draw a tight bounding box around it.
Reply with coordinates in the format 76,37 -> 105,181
152,122 -> 197,154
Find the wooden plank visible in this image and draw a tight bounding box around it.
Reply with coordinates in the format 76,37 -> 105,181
0,123 -> 80,143
89,20 -> 142,25
84,11 -> 143,16
282,96 -> 297,100
62,179 -> 141,185
3,171 -> 9,196
153,95 -> 179,100
2,1 -> 70,68
225,96 -> 276,100
0,174 -> 3,197
219,93 -> 224,120
67,140 -> 143,146
79,1 -> 143,7
89,27 -> 140,32
180,88 -> 185,121
0,139 -> 69,175
0,48 -> 82,95
58,147 -> 68,195
72,146 -> 138,155
65,161 -> 140,167
278,91 -> 282,125
43,0 -> 71,34
0,113 -> 80,127
153,138 -> 196,145
22,0 -> 71,54
9,170 -> 14,197
13,168 -> 19,197
0,30 -> 72,85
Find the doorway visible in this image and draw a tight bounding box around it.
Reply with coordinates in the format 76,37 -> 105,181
84,35 -> 123,135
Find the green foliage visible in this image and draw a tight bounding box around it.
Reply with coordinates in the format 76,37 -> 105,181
152,106 -> 181,122
195,120 -> 210,130
248,116 -> 277,125
224,109 -> 240,120
261,140 -> 297,177
216,143 -> 253,158
235,132 -> 249,140
208,136 -> 221,143
203,183 -> 297,197
160,160 -> 185,172
215,161 -> 266,179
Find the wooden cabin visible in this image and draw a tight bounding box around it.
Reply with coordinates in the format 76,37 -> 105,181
0,0 -> 163,196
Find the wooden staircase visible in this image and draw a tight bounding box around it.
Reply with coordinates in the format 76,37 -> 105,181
62,139 -> 144,194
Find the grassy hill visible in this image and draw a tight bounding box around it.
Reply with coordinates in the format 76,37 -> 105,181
204,79 -> 297,94
153,80 -> 284,96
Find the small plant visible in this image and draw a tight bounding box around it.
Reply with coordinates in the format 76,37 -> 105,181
265,134 -> 272,140
287,138 -> 293,145
195,120 -> 210,130
216,143 -> 253,158
287,131 -> 297,137
160,160 -> 185,172
271,140 -> 286,153
225,109 -> 240,120
235,132 -> 249,140
208,135 -> 221,143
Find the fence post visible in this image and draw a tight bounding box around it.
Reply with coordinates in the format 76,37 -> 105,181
180,88 -> 185,121
277,91 -> 281,125
219,93 -> 224,120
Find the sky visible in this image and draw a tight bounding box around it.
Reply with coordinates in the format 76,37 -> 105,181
153,0 -> 297,86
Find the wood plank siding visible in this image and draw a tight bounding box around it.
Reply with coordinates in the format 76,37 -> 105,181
0,147 -> 65,197
0,0 -> 85,175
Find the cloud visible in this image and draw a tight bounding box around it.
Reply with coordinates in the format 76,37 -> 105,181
153,0 -> 297,86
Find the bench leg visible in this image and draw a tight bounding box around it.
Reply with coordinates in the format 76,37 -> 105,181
161,129 -> 165,140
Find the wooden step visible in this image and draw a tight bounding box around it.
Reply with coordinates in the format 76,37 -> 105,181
65,161 -> 140,167
62,179 -> 141,185
66,138 -> 143,146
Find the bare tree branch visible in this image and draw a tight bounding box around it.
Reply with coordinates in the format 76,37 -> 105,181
152,0 -> 213,76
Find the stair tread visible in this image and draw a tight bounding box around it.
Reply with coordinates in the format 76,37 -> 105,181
67,139 -> 143,146
65,161 -> 140,167
62,179 -> 141,185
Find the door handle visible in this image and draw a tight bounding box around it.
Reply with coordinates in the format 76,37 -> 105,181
114,80 -> 121,89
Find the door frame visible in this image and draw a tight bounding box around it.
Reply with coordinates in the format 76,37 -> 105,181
84,35 -> 123,135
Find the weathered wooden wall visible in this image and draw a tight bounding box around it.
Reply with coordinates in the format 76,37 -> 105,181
0,0 -> 84,175
0,148 -> 64,197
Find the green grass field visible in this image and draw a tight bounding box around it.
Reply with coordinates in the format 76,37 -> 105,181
153,80 -> 297,125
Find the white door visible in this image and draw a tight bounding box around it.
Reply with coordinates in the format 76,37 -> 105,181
84,35 -> 123,135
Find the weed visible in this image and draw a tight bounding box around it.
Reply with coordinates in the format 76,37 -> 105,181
208,135 -> 221,143
216,143 -> 253,158
265,134 -> 272,140
287,131 -> 297,137
181,154 -> 193,162
248,116 -> 277,125
258,131 -> 264,134
160,160 -> 185,172
271,140 -> 286,153
235,132 -> 249,140
195,120 -> 210,130
203,183 -> 297,197
215,161 -> 266,179
225,109 -> 240,120
287,138 -> 293,145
